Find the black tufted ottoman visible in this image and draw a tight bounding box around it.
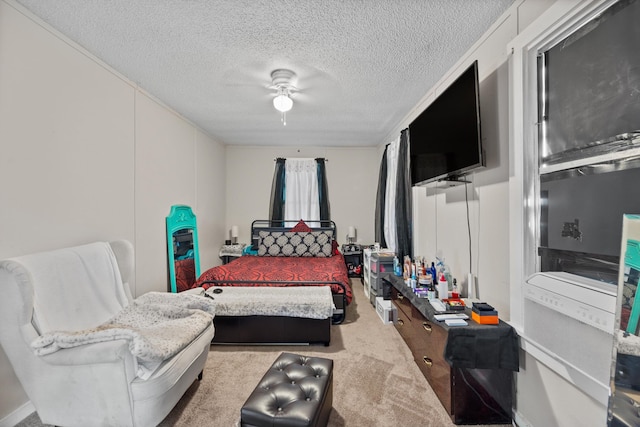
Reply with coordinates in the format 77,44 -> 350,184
240,352 -> 333,427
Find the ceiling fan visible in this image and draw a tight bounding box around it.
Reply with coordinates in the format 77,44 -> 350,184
270,69 -> 297,125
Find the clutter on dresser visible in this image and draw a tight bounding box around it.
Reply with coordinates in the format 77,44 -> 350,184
471,302 -> 499,324
399,254 -> 464,305
429,298 -> 448,312
433,313 -> 469,321
445,318 -> 468,327
443,298 -> 466,311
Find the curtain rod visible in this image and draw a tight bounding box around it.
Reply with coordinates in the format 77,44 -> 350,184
273,157 -> 328,161
386,127 -> 409,146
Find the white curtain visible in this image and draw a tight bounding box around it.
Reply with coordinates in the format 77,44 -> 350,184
384,136 -> 400,252
284,158 -> 320,222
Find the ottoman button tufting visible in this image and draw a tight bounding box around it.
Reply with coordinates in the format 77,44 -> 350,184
240,352 -> 333,427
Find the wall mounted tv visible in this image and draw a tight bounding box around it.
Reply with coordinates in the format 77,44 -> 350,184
409,60 -> 484,186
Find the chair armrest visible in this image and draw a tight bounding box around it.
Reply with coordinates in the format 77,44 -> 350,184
39,339 -> 135,366
21,322 -> 136,371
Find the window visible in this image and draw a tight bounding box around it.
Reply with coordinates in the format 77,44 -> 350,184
269,158 -> 330,224
536,0 -> 640,284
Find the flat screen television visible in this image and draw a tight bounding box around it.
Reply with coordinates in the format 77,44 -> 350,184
409,60 -> 484,186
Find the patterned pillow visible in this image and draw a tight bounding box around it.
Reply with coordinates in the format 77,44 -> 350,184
290,219 -> 313,232
257,231 -> 333,257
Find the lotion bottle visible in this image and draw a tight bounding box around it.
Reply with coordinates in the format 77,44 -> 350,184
437,273 -> 448,300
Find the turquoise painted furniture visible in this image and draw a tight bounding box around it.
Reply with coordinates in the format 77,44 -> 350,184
166,205 -> 201,293
625,238 -> 640,334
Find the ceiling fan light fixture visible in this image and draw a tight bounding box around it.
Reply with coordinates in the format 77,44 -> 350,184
273,91 -> 293,112
270,69 -> 296,123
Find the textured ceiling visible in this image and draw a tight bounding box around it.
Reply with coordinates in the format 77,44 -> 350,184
15,0 -> 515,147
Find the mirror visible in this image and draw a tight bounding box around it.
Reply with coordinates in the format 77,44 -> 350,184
608,214 -> 640,426
166,205 -> 201,293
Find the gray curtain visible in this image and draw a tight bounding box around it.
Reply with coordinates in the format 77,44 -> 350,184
395,129 -> 412,260
316,158 -> 330,221
374,146 -> 388,248
269,158 -> 286,221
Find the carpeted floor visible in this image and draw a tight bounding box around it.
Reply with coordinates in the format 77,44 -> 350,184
17,279 -> 510,426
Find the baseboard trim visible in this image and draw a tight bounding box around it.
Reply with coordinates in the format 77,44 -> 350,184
513,410 -> 532,427
0,401 -> 35,427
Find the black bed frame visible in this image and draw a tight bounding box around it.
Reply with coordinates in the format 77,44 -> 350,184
212,316 -> 331,346
203,220 -> 348,345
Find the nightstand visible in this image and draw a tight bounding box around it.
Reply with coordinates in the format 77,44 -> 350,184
219,243 -> 246,264
341,243 -> 363,278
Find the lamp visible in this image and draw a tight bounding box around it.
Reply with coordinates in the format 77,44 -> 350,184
271,69 -> 297,125
230,225 -> 239,244
273,88 -> 293,113
347,226 -> 356,244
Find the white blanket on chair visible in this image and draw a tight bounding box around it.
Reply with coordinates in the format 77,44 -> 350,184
31,292 -> 215,365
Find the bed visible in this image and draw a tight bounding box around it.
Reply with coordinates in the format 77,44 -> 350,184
193,220 -> 352,345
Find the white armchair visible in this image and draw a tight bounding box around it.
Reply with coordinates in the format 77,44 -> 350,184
0,240 -> 215,427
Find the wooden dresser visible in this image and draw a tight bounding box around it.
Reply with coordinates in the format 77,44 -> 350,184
387,276 -> 516,425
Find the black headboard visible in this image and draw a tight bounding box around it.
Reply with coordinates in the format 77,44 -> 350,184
250,220 -> 337,249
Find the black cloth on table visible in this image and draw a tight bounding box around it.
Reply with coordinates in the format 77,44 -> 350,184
444,322 -> 519,371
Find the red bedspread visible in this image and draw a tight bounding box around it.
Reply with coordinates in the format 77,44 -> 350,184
194,254 -> 352,305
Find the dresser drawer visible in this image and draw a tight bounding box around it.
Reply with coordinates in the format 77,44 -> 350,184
391,287 -> 412,318
393,303 -> 412,344
411,308 -> 452,413
392,290 -> 420,350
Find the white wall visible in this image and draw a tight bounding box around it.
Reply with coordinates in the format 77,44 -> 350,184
133,95 -> 226,295
0,1 -> 226,423
196,129 -> 227,272
225,145 -> 379,247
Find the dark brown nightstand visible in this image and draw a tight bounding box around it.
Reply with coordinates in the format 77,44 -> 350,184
341,243 -> 363,278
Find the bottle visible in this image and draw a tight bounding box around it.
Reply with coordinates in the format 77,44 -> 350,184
437,273 -> 448,300
430,262 -> 437,284
403,256 -> 411,280
427,280 -> 436,300
451,278 -> 459,299
410,261 -> 418,289
393,256 -> 401,276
